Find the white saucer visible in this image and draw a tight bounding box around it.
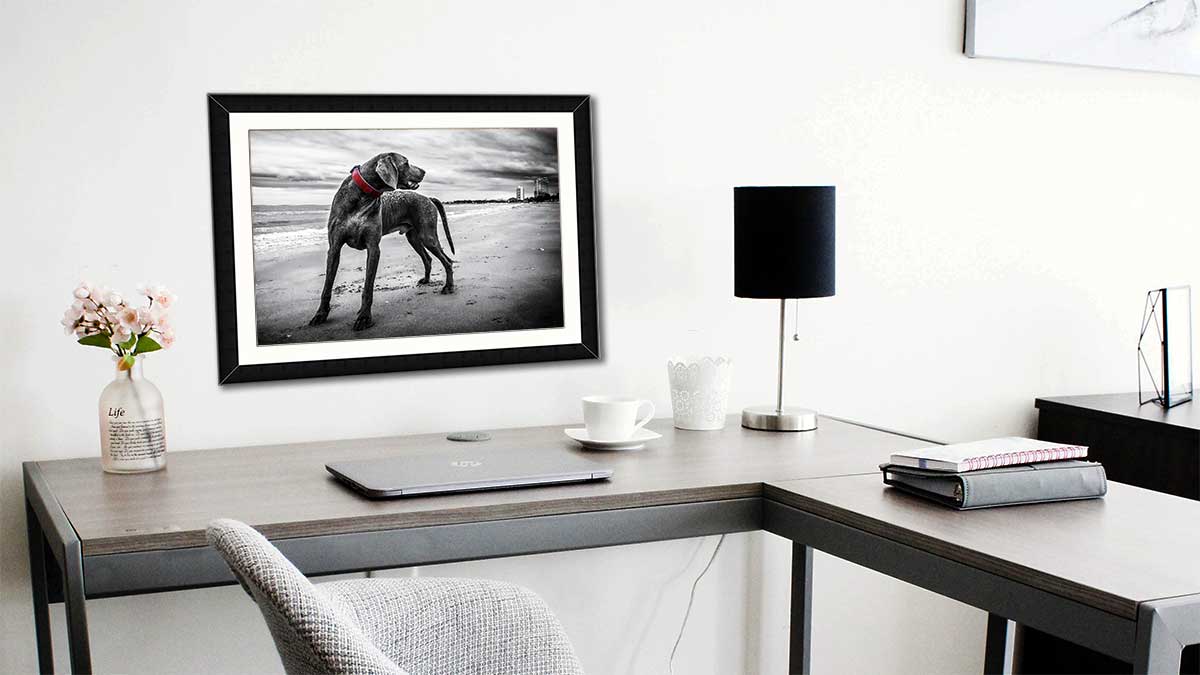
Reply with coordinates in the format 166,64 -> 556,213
565,427 -> 662,451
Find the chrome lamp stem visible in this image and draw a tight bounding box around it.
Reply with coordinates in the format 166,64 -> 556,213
776,298 -> 786,413
742,298 -> 818,432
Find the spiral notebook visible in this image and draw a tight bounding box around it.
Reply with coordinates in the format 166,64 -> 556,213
888,437 -> 1088,473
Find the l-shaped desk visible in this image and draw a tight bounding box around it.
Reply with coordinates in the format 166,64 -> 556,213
23,416 -> 1200,674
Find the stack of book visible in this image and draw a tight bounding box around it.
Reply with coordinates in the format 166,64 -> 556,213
880,437 -> 1107,509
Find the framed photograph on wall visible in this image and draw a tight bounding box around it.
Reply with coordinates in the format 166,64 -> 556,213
208,94 -> 598,384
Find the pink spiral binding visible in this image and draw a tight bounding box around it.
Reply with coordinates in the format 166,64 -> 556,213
961,445 -> 1085,472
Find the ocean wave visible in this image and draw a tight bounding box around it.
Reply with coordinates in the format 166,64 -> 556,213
254,227 -> 327,254
253,207 -> 328,216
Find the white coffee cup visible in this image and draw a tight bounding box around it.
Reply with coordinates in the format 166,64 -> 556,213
582,395 -> 656,441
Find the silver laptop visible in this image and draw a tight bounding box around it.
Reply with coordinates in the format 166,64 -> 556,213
326,447 -> 614,498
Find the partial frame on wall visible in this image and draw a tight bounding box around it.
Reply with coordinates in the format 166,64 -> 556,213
965,0 -> 1200,77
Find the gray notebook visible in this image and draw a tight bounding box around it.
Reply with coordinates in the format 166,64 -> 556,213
880,460 -> 1107,510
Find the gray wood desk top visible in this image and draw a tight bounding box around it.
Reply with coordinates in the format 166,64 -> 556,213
1037,393 -> 1200,436
33,415 -> 930,556
766,474 -> 1200,619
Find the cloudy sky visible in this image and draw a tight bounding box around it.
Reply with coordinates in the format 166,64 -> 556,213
248,128 -> 559,205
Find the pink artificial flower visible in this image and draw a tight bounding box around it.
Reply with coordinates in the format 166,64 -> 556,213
116,306 -> 140,330
151,286 -> 176,309
90,285 -> 121,309
63,281 -> 177,353
147,305 -> 169,328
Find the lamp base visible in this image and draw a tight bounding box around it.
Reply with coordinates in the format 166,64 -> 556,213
741,406 -> 818,432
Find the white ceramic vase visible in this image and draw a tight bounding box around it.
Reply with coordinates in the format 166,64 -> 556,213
98,359 -> 167,473
667,356 -> 733,430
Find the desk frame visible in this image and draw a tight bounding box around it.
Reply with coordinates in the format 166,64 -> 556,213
24,468 -> 1200,675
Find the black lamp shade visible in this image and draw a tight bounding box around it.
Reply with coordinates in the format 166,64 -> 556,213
734,186 -> 835,299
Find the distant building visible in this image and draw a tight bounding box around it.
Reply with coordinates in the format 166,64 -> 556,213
534,177 -> 548,198
515,186 -> 525,200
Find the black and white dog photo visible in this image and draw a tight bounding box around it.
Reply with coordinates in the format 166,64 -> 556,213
247,128 -> 564,345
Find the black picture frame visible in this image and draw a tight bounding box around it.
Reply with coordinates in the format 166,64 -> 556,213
207,94 -> 599,384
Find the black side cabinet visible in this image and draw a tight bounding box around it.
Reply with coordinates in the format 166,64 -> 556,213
1017,393 -> 1200,674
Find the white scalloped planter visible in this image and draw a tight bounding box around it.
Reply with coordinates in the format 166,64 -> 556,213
667,356 -> 733,430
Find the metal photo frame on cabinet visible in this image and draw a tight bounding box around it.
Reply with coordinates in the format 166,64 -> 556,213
1139,286 -> 1193,409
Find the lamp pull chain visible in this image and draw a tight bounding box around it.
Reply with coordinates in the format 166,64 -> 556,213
793,299 -> 800,341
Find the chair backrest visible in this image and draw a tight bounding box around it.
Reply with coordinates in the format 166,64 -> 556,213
206,519 -> 405,675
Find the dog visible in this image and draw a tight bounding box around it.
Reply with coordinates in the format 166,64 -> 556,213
308,152 -> 455,331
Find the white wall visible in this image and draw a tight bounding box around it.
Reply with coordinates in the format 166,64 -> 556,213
2,1 -> 1197,672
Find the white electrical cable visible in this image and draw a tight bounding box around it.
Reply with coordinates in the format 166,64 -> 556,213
668,534 -> 727,675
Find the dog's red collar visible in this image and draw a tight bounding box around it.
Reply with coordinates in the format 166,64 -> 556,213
351,166 -> 384,198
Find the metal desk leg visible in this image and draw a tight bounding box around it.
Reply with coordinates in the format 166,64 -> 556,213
1133,596 -> 1200,674
983,613 -> 1010,674
789,543 -> 813,675
62,539 -> 92,674
25,462 -> 93,674
26,500 -> 54,674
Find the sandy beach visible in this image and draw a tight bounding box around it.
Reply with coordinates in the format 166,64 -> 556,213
252,202 -> 564,345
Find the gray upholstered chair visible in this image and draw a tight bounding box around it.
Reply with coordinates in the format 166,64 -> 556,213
206,519 -> 584,675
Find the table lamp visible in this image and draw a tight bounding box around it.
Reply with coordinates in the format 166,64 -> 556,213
734,186 -> 835,431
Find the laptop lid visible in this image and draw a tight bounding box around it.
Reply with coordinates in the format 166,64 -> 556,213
326,447 -> 614,498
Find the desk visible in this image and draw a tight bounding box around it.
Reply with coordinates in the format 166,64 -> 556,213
23,416 -> 1200,674
1022,394 -> 1200,673
765,475 -> 1200,673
